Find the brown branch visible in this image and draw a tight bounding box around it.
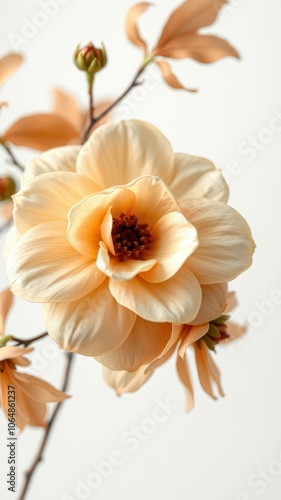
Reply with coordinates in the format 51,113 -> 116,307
18,352 -> 74,500
0,142 -> 25,172
12,332 -> 49,347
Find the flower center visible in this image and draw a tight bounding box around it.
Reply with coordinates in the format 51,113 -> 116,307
112,213 -> 151,258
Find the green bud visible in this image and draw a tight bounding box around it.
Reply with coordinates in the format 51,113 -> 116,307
74,43 -> 107,78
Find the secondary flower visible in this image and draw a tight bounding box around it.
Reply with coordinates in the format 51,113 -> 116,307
125,0 -> 239,90
0,345 -> 69,430
6,120 -> 255,360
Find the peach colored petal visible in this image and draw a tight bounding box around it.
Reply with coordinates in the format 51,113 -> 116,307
0,346 -> 33,362
220,321 -> 247,344
194,341 -> 216,399
13,371 -> 70,403
169,153 -> 229,203
145,333 -> 179,374
22,145 -> 80,185
67,186 -> 135,258
43,280 -> 136,356
7,221 -> 105,303
178,323 -> 209,358
181,198 -> 256,284
155,34 -> 239,63
52,87 -> 83,131
0,53 -> 23,86
14,172 -> 98,234
156,60 -> 197,92
141,211 -> 198,283
3,114 -> 79,151
77,120 -> 175,188
96,317 -> 171,371
109,263 -> 202,324
203,346 -> 224,397
97,242 -> 156,280
176,354 -> 194,412
0,288 -> 13,335
189,283 -> 228,325
103,364 -> 152,395
225,291 -> 237,313
124,2 -> 151,53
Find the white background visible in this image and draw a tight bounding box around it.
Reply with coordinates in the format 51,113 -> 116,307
1,0 -> 281,499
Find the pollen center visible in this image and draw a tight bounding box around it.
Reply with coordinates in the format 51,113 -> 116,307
112,213 -> 151,258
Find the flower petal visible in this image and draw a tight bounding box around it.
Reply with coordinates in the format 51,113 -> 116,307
97,242 -> 156,280
96,317 -> 171,371
67,186 -> 135,258
181,198 -> 255,284
124,2 -> 151,53
154,0 -> 228,52
14,172 -> 98,234
169,153 -> 229,203
176,354 -> 194,412
194,341 -> 224,398
0,288 -> 13,335
156,60 -> 197,92
13,371 -> 70,403
3,113 -> 80,151
103,364 -> 152,395
0,346 -> 33,362
22,145 -> 80,185
7,221 -> 104,302
52,87 -> 83,132
190,283 -> 228,325
141,211 -> 198,282
110,263 -> 202,324
178,323 -> 209,358
155,34 -> 239,63
0,53 -> 23,87
77,120 -> 175,188
43,280 -> 136,356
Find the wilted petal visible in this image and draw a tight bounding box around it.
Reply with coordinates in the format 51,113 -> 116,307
103,364 -> 152,395
182,198 -> 255,284
14,172 -> 98,234
221,321 -> 247,343
190,283 -> 228,325
13,371 -> 70,403
110,263 -> 202,324
0,289 -> 13,335
22,145 -> 80,185
155,33 -> 239,63
0,53 -> 23,86
178,323 -> 209,358
96,317 -> 171,371
169,153 -> 229,203
194,341 -> 224,398
125,2 -> 151,53
3,114 -> 79,151
43,280 -> 136,356
154,0 -> 228,51
156,60 -> 197,92
7,221 -> 104,302
176,354 -> 194,412
0,346 -> 33,362
77,120 -> 175,188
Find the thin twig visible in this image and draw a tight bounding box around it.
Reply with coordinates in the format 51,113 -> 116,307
0,142 -> 25,172
18,352 -> 74,500
12,331 -> 49,347
81,64 -> 147,143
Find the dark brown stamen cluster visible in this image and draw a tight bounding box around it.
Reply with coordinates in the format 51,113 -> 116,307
112,213 -> 151,258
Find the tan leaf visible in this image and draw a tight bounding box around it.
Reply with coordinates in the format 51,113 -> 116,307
3,113 -> 80,150
0,289 -> 13,335
155,0 -> 227,51
0,53 -> 23,87
0,101 -> 8,109
52,88 -> 83,132
125,2 -> 152,53
154,33 -> 240,63
156,60 -> 197,92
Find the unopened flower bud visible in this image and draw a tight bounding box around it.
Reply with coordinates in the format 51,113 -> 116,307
0,176 -> 16,201
74,43 -> 107,79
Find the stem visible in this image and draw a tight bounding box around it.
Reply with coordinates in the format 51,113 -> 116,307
18,352 -> 74,500
81,58 -> 152,143
12,332 -> 48,347
0,142 -> 25,172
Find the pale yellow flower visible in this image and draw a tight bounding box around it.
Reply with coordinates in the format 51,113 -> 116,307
6,120 -> 255,358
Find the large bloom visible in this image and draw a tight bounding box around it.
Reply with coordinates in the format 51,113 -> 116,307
6,120 -> 255,358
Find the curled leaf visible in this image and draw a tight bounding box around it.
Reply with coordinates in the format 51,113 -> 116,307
125,2 -> 152,53
3,113 -> 79,150
0,53 -> 23,87
156,60 -> 197,92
